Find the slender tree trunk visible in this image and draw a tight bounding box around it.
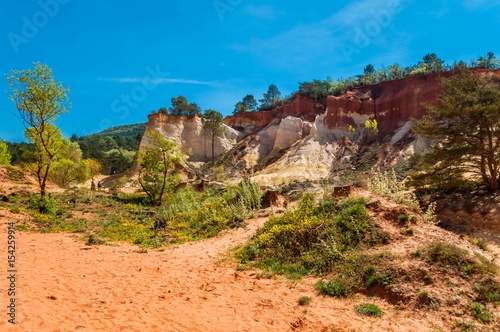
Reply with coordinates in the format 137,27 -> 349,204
211,131 -> 215,167
158,151 -> 168,206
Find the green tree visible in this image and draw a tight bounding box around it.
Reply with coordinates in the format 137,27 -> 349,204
169,96 -> 201,116
260,84 -> 282,108
298,79 -> 332,100
387,63 -> 406,81
202,109 -> 224,166
138,131 -> 184,205
48,139 -> 89,188
359,64 -> 377,85
6,62 -> 70,201
0,139 -> 11,165
477,52 -> 500,69
411,53 -> 446,76
412,68 -> 500,190
234,94 -> 258,114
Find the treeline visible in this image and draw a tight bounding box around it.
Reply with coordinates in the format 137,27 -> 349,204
298,52 -> 500,100
152,84 -> 285,118
71,123 -> 146,174
152,53 -> 500,119
4,123 -> 146,175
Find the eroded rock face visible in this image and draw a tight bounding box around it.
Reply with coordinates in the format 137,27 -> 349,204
319,69 -> 500,140
140,113 -> 238,162
223,95 -> 323,132
139,69 -> 500,182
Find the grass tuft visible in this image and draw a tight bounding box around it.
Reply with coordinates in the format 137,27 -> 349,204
355,303 -> 382,317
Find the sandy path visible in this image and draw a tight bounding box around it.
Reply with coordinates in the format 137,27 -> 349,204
0,211 -> 448,332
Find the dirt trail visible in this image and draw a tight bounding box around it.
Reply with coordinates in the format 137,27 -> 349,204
0,210 -> 452,332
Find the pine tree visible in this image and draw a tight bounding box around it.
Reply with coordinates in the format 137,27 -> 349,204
412,68 -> 500,190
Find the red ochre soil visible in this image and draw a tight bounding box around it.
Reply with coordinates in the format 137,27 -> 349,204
1,167 -> 499,331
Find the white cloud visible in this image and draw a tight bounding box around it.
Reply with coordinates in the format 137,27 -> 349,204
97,77 -> 216,86
230,0 -> 412,70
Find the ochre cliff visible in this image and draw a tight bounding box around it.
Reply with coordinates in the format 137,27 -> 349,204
320,69 -> 500,139
139,113 -> 239,162
139,69 -> 500,184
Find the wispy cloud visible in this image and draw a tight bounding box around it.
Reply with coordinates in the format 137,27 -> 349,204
231,0 -> 412,71
244,5 -> 282,20
97,77 -> 216,86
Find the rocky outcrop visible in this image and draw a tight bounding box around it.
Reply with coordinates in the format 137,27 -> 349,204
319,69 -> 500,140
223,95 -> 323,133
139,69 -> 500,184
140,113 -> 239,162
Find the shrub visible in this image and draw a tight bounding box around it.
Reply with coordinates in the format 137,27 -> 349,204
423,202 -> 438,225
366,170 -> 420,210
298,296 -> 312,306
470,302 -> 492,323
316,279 -> 352,298
355,303 -> 382,317
398,214 -> 409,222
474,278 -> 500,303
236,195 -> 384,278
234,179 -> 261,211
424,241 -> 495,277
467,237 -> 488,251
416,291 -> 438,309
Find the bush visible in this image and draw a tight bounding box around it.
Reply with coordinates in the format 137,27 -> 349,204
234,179 -> 261,211
474,278 -> 500,303
424,241 -> 495,277
316,279 -> 353,298
366,170 -> 420,210
416,291 -> 438,309
468,237 -> 488,251
298,296 -> 312,306
355,303 -> 383,317
470,302 -> 492,324
236,195 -> 384,278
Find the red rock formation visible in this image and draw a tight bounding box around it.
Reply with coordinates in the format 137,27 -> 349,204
223,111 -> 273,133
224,95 -> 323,132
321,69 -> 500,139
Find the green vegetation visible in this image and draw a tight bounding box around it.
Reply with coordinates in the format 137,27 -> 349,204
420,241 -> 497,277
297,52 -> 499,100
168,95 -> 201,116
237,194 -> 389,279
5,179 -> 262,248
0,139 -> 11,165
137,131 -> 184,206
298,296 -> 312,306
6,62 -> 70,207
355,303 -> 383,317
467,237 -> 488,251
202,109 -> 224,167
470,302 -> 492,324
234,94 -> 258,114
412,67 -> 500,191
416,291 -> 439,309
73,123 -> 145,173
366,170 -> 420,210
259,84 -> 282,109
48,139 -> 90,188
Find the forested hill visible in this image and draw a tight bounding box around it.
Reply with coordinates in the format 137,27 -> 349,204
72,123 -> 146,157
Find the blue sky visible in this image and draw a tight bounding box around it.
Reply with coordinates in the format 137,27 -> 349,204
1,0 -> 499,142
